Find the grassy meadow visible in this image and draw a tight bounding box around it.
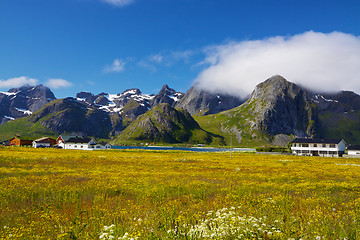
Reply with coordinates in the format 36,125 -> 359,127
0,147 -> 360,239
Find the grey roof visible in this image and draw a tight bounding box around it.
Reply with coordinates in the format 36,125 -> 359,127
291,138 -> 344,144
58,135 -> 85,142
65,137 -> 92,144
347,145 -> 360,150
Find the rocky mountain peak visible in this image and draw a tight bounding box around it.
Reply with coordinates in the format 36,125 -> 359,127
160,84 -> 176,95
175,86 -> 244,115
151,84 -> 183,107
121,88 -> 142,96
241,75 -> 317,138
117,103 -> 213,143
28,98 -> 113,138
9,84 -> 56,100
263,74 -> 288,85
0,84 -> 56,124
76,91 -> 93,99
311,90 -> 360,113
249,75 -> 302,103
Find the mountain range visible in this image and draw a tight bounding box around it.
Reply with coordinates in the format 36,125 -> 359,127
1,75 -> 360,146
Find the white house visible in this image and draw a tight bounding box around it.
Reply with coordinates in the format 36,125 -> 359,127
32,137 -> 56,148
347,145 -> 360,156
56,135 -> 77,145
56,136 -> 111,150
57,136 -> 96,150
92,142 -> 112,150
290,138 -> 347,157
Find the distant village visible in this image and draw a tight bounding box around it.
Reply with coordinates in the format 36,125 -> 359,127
2,135 -> 111,150
2,135 -> 360,157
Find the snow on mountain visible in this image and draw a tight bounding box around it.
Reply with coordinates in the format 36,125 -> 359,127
0,85 -> 56,124
15,108 -> 32,115
75,88 -> 155,114
312,94 -> 339,103
150,84 -> 184,107
169,92 -> 184,102
0,91 -> 17,96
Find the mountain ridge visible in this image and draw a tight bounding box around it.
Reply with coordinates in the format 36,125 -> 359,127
1,77 -> 360,146
0,84 -> 56,124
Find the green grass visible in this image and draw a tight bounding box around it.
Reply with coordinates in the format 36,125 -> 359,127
1,148 -> 360,239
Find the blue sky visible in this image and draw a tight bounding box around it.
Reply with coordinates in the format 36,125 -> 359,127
1,0 -> 360,98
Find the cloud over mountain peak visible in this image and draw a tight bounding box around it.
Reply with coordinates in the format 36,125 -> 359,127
194,31 -> 360,97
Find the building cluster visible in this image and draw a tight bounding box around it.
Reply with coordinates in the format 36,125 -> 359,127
3,135 -> 111,150
290,138 -> 360,157
3,135 -> 360,157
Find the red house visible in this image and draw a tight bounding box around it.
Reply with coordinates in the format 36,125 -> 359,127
10,137 -> 33,146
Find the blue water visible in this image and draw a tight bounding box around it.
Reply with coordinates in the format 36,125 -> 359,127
113,146 -> 255,152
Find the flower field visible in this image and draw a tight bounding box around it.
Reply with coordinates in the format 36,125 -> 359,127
0,147 -> 360,239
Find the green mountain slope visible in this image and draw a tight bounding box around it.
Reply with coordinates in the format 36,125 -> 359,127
0,98 -> 114,141
318,111 -> 360,144
195,75 -> 318,147
114,103 -> 224,145
313,91 -> 360,144
0,117 -> 57,141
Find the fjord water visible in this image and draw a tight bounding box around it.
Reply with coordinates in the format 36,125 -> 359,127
113,145 -> 256,152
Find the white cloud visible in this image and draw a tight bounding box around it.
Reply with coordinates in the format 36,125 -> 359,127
171,50 -> 195,62
0,76 -> 38,89
102,0 -> 134,7
194,31 -> 360,97
138,50 -> 197,72
46,78 -> 73,89
104,59 -> 126,73
149,54 -> 163,63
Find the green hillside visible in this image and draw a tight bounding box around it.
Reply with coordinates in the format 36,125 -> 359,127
194,104 -> 272,148
319,110 -> 360,144
114,103 -> 225,145
0,117 -> 57,141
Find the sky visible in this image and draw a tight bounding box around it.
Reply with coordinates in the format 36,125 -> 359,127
1,0 -> 360,99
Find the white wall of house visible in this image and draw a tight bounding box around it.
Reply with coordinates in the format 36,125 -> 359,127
58,142 -> 65,149
348,150 -> 360,155
32,141 -> 51,148
64,143 -> 89,150
57,140 -> 96,150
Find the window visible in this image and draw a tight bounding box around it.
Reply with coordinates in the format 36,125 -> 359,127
302,144 -> 308,147
80,145 -> 83,148
74,145 -> 77,148
322,144 -> 326,147
330,144 -> 336,148
314,144 -> 317,147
